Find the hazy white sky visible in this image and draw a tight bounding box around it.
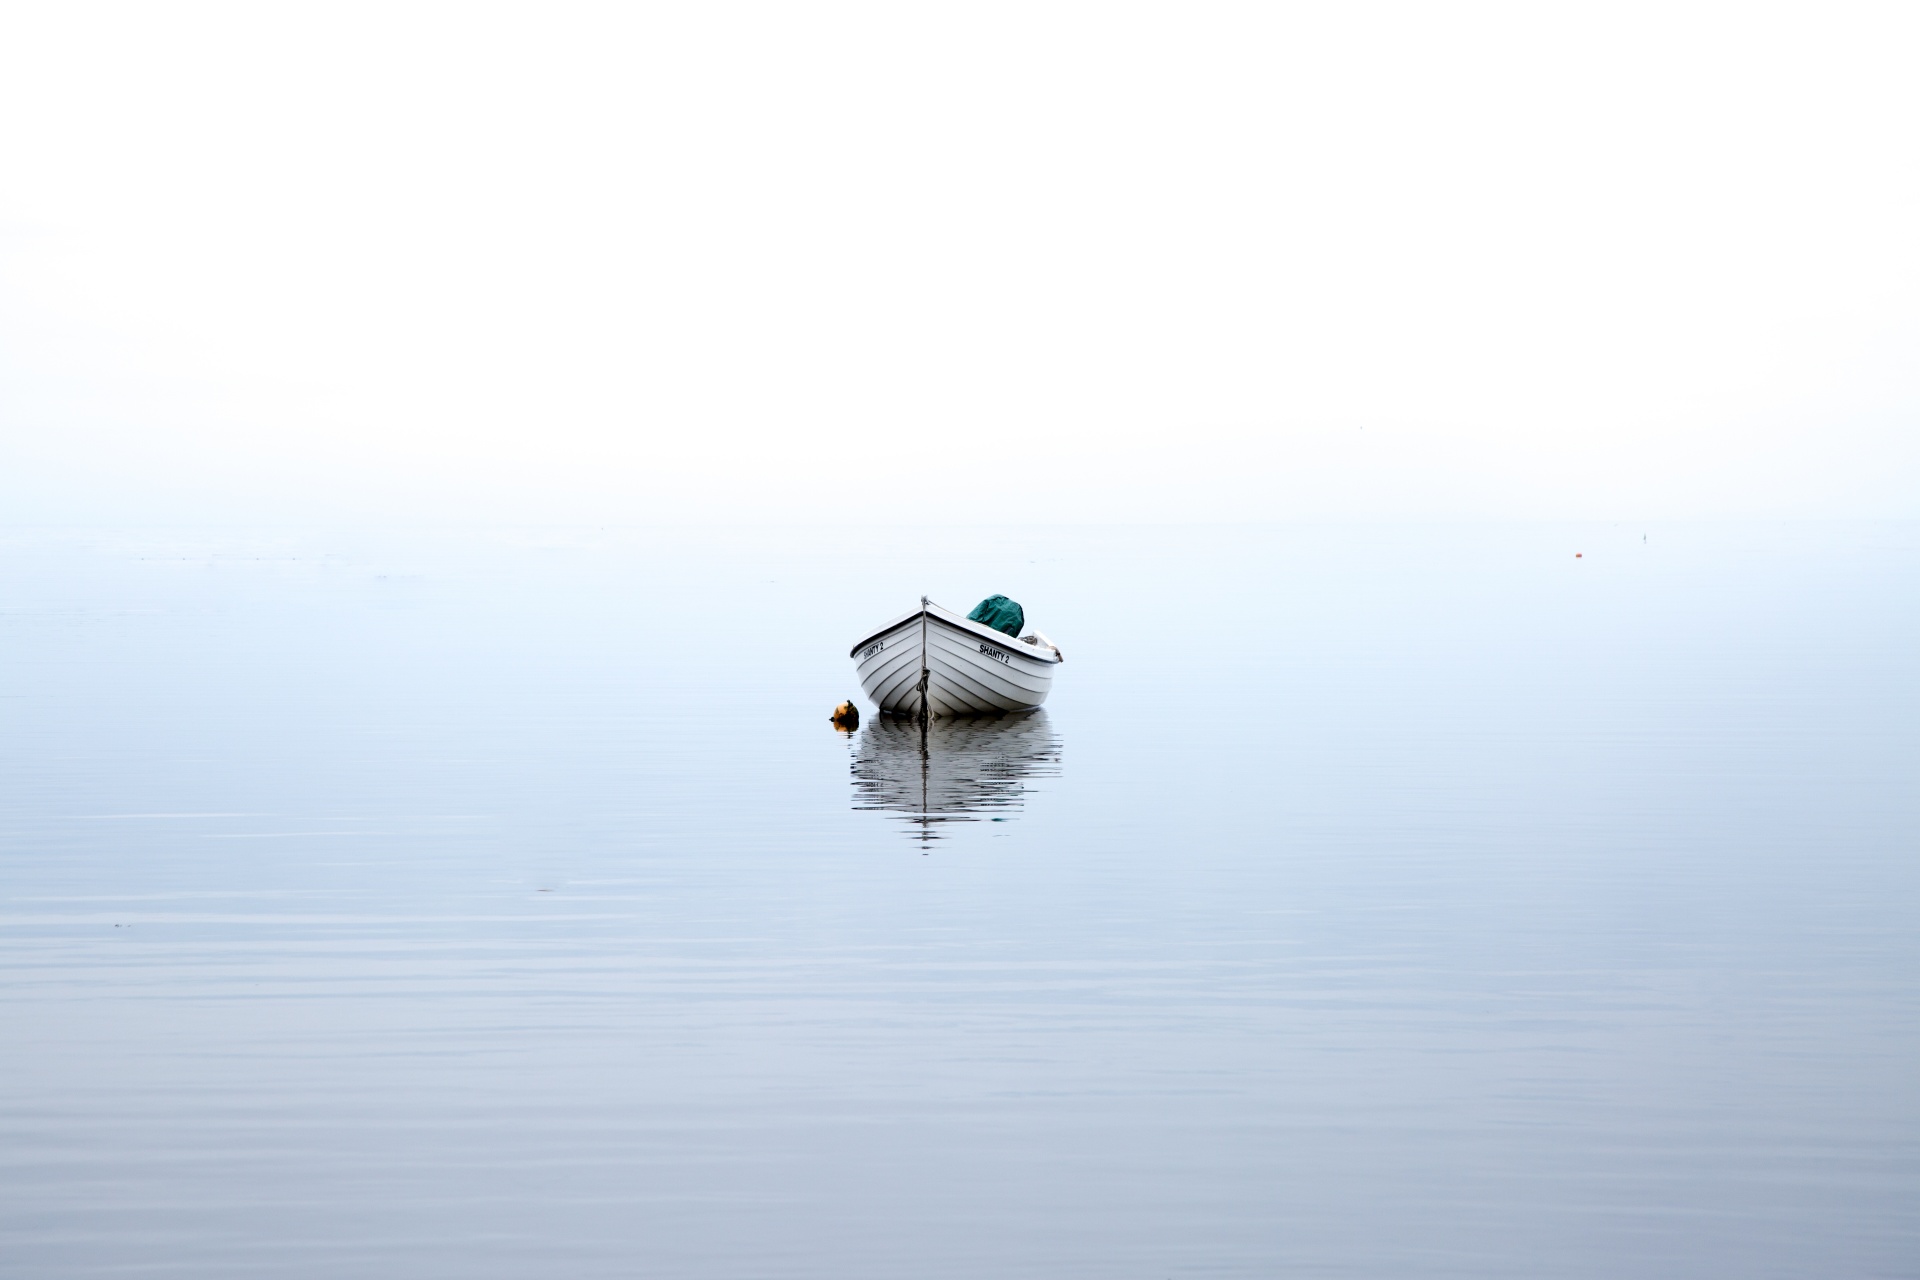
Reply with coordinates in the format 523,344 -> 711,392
2,1 -> 1916,522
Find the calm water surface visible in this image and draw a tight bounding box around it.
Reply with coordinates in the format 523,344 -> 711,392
2,523 -> 1916,1278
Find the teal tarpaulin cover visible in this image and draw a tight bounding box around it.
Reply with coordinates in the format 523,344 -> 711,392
966,595 -> 1025,636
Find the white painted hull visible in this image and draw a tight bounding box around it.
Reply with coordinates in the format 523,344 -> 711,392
850,600 -> 1062,716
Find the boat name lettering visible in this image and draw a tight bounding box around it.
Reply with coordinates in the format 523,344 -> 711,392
860,640 -> 885,660
978,643 -> 1011,664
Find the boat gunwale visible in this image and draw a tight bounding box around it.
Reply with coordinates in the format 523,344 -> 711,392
847,602 -> 1063,664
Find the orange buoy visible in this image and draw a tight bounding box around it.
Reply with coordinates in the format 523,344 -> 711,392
830,700 -> 860,730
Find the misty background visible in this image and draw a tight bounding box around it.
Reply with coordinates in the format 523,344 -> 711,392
2,1 -> 1916,525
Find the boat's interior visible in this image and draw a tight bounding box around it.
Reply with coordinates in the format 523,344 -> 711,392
1019,632 -> 1063,661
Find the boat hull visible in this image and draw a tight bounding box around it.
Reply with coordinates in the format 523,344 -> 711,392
851,602 -> 1061,716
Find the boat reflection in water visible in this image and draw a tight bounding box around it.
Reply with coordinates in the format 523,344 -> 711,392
849,710 -> 1062,844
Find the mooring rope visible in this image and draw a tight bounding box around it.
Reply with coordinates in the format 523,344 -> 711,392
913,596 -> 928,716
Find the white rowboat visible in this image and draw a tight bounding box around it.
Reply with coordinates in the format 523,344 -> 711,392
850,598 -> 1063,716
